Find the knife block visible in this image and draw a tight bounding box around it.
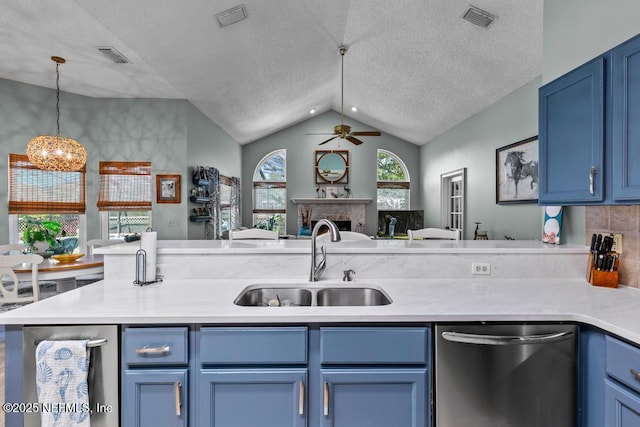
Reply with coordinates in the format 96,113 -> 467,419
587,253 -> 619,288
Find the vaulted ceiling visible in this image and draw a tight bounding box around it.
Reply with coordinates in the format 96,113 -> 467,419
0,0 -> 542,145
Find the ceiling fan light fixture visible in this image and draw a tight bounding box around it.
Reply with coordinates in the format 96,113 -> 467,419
26,56 -> 86,171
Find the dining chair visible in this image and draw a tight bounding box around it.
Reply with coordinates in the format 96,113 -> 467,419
0,253 -> 44,304
317,231 -> 372,241
86,238 -> 125,256
0,243 -> 27,255
229,228 -> 279,241
407,228 -> 460,241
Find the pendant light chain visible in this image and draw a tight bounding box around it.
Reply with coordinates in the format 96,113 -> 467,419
55,61 -> 61,137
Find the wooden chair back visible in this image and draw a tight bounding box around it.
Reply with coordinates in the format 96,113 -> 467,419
0,253 -> 44,304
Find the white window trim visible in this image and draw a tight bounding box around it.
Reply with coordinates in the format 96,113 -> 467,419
9,214 -> 87,252
99,211 -> 153,239
376,149 -> 411,210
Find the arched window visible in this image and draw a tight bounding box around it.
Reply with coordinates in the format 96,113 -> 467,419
377,149 -> 410,210
252,149 -> 286,234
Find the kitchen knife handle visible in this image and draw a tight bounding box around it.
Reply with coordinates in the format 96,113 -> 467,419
590,233 -> 597,251
590,166 -> 596,194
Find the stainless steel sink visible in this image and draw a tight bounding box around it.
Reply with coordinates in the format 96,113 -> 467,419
316,287 -> 392,306
234,284 -> 392,307
234,287 -> 312,307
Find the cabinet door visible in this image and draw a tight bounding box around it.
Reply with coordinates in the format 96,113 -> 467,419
198,369 -> 307,427
605,379 -> 640,426
612,35 -> 640,201
122,369 -> 188,427
320,369 -> 427,427
538,57 -> 605,204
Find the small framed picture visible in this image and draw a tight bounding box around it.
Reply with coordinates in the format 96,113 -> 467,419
156,174 -> 181,204
496,136 -> 539,204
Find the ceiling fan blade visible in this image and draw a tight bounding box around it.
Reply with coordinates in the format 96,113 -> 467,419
352,131 -> 381,136
318,136 -> 339,145
346,136 -> 364,145
306,132 -> 337,135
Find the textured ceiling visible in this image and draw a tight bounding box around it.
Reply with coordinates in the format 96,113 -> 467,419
0,0 -> 542,145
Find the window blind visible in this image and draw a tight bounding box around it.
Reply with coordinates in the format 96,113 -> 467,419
97,161 -> 152,211
8,153 -> 86,214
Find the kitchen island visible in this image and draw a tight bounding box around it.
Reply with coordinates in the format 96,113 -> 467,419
4,240 -> 638,427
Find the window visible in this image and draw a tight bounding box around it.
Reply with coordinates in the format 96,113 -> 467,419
441,168 -> 465,239
97,161 -> 152,239
377,149 -> 410,210
253,150 -> 286,234
8,153 -> 86,250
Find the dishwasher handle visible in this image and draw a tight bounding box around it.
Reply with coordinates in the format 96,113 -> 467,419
441,330 -> 573,346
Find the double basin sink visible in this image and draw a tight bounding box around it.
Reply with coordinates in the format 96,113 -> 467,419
234,284 -> 392,307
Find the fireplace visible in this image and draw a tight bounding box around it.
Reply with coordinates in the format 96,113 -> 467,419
311,220 -> 351,232
291,197 -> 372,235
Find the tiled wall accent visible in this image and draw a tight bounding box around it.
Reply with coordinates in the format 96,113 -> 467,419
585,206 -> 639,288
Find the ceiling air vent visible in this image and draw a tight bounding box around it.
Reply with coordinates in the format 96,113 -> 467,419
97,46 -> 130,64
462,5 -> 497,29
215,4 -> 248,28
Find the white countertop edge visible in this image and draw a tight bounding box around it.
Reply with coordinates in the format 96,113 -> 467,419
2,277 -> 639,346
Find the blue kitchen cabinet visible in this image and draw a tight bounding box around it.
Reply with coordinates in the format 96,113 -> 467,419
538,56 -> 605,204
612,34 -> 640,201
121,327 -> 190,427
539,32 -> 640,205
320,369 -> 427,427
604,335 -> 640,426
319,327 -> 430,427
198,369 -> 307,426
122,369 -> 188,427
579,327 -> 606,427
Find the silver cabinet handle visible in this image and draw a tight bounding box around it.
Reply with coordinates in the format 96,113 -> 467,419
174,381 -> 182,417
590,166 -> 596,194
323,381 -> 329,416
135,345 -> 171,354
441,330 -> 573,346
631,369 -> 640,381
299,381 -> 305,415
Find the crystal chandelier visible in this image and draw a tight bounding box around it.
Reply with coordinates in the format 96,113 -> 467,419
26,56 -> 86,171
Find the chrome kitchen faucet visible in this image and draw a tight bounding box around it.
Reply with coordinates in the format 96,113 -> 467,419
309,219 -> 341,281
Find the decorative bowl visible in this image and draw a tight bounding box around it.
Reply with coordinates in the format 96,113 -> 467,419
52,253 -> 85,263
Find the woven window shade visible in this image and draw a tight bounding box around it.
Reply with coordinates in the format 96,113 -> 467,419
97,161 -> 152,211
8,153 -> 86,214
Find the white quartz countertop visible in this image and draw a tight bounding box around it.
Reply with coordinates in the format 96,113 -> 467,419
95,239 -> 589,255
2,277 -> 639,345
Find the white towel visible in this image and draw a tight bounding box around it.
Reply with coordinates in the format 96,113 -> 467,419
35,340 -> 91,427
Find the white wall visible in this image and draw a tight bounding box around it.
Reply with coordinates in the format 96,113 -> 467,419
419,77 -> 543,240
543,0 -> 640,84
241,111 -> 421,235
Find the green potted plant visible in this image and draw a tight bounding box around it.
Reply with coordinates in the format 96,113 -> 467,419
22,218 -> 62,254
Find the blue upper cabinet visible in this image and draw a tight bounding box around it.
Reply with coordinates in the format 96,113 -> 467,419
539,32 -> 640,205
612,35 -> 640,201
538,56 -> 606,204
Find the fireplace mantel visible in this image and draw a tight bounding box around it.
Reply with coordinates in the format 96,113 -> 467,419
291,198 -> 373,204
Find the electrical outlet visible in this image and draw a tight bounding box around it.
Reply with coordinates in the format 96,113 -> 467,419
156,264 -> 166,277
471,262 -> 491,276
611,233 -> 623,254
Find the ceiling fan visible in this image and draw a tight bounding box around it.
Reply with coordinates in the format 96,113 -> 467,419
307,46 -> 381,146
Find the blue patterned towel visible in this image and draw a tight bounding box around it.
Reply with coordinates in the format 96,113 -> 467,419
35,340 -> 91,427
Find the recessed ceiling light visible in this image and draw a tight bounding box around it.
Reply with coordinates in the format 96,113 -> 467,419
351,106 -> 358,113
309,108 -> 316,114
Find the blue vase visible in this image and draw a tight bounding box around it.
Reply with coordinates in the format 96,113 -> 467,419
299,226 -> 311,236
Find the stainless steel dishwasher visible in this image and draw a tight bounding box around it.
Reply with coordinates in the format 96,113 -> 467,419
435,323 -> 576,427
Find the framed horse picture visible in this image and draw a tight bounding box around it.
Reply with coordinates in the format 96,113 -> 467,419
496,136 -> 538,204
